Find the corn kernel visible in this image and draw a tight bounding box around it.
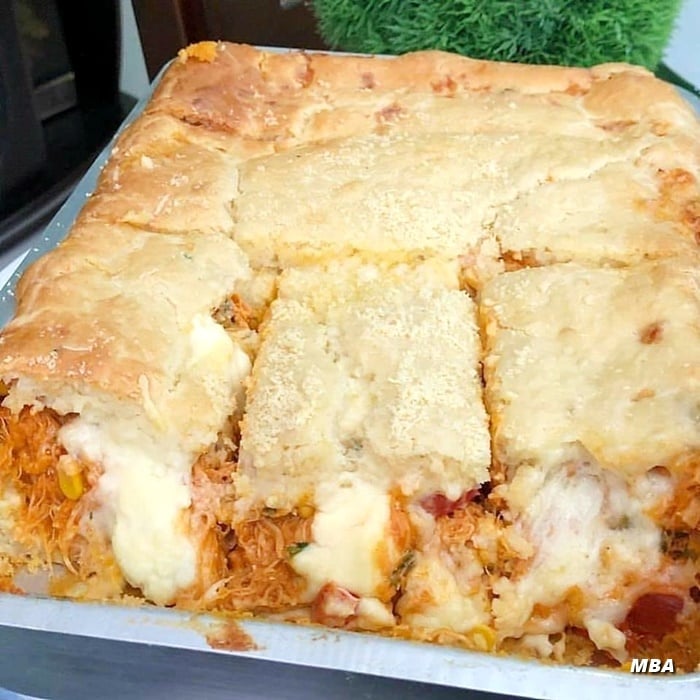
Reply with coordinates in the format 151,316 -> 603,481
470,624 -> 496,652
58,466 -> 84,501
297,504 -> 315,519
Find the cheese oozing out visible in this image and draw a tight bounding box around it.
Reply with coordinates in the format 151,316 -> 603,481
398,552 -> 491,634
58,313 -> 251,605
478,260 -> 700,655
237,261 -> 491,624
493,454 -> 663,653
59,418 -> 194,604
291,473 -> 395,622
396,504 -> 499,638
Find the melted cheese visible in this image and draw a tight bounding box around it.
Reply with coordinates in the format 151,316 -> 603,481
357,597 -> 396,629
585,618 -> 627,654
399,553 -> 490,634
291,474 -> 391,598
58,313 -> 251,605
188,313 -> 251,410
397,506 -> 493,636
493,457 -> 662,650
59,417 -> 195,604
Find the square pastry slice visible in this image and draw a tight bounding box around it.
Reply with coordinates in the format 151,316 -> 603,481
479,260 -> 700,656
81,114 -> 272,236
232,130 -> 647,276
480,259 -> 700,478
233,259 -> 491,628
0,221 -> 255,605
233,132 -> 503,272
493,156 -> 700,268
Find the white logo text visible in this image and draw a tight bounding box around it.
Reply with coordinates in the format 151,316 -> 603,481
629,658 -> 675,673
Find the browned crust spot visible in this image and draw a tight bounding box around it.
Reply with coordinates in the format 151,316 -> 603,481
361,72 -> 376,89
652,169 -> 700,242
501,250 -> 544,272
639,321 -> 665,344
375,102 -> 405,125
431,76 -> 457,95
595,119 -> 637,132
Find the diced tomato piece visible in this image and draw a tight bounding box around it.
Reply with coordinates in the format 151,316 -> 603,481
623,592 -> 684,638
419,489 -> 479,517
310,583 -> 359,628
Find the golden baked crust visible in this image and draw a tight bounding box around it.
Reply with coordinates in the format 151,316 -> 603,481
81,113 -> 278,235
144,43 -> 700,271
0,42 -> 699,669
1,220 -> 250,409
151,42 -> 688,144
480,259 -> 700,478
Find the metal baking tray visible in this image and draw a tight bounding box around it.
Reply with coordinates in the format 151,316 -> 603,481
1,56 -> 699,700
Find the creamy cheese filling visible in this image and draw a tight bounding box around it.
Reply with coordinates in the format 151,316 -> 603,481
401,553 -> 490,634
57,313 -> 251,605
59,417 -> 195,604
397,505 -> 494,637
493,455 -> 662,652
291,473 -> 396,624
190,313 -> 251,385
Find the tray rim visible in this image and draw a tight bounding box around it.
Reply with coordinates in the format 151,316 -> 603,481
1,593 -> 697,699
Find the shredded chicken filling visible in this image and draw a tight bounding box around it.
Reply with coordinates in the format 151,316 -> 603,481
210,513 -> 313,612
0,406 -> 87,572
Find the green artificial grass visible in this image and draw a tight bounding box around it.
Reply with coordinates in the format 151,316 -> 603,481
311,0 -> 683,70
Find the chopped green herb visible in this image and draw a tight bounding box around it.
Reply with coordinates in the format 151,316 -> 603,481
661,529 -> 696,561
611,514 -> 632,530
390,550 -> 416,588
287,542 -> 310,557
